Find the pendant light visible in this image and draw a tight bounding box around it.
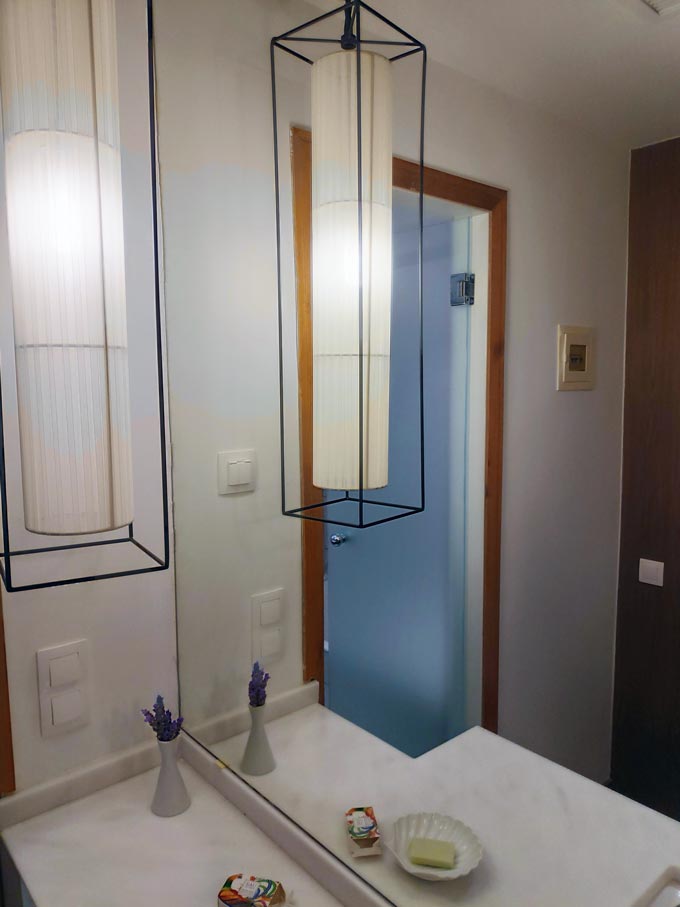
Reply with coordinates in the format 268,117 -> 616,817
272,0 -> 426,528
0,0 -> 169,591
1,0 -> 132,536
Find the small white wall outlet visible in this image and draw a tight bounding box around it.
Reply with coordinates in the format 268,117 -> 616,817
251,589 -> 284,665
36,640 -> 90,737
557,325 -> 595,391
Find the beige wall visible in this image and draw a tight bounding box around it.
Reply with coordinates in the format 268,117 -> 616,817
2,574 -> 177,790
0,0 -> 177,792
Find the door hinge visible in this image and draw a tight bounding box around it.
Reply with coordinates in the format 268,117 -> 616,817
450,272 -> 475,306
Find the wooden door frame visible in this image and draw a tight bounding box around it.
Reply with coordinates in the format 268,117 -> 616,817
291,127 -> 507,731
0,586 -> 16,794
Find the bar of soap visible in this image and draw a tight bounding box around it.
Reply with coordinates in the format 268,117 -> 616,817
408,837 -> 456,870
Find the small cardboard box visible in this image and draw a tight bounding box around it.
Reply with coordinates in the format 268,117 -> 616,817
345,806 -> 381,858
218,874 -> 286,906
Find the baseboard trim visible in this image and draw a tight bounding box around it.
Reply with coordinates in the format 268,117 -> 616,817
181,731 -> 393,907
0,740 -> 159,831
188,681 -> 319,748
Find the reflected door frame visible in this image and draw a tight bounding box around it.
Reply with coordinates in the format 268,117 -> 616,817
291,127 -> 507,732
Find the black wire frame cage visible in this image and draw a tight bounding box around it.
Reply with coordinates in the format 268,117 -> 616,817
0,0 -> 170,592
271,0 -> 427,530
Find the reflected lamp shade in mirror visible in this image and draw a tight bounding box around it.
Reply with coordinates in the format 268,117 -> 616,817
311,50 -> 392,491
0,0 -> 133,535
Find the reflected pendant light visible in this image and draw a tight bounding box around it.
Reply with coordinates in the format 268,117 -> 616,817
1,0 -> 132,535
272,1 -> 426,528
311,48 -> 392,491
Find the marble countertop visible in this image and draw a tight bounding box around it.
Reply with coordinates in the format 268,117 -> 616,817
1,760 -> 343,907
213,705 -> 680,907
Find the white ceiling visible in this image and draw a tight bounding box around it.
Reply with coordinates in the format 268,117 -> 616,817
308,0 -> 680,149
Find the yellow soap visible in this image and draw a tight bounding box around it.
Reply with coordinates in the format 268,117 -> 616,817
408,837 -> 456,870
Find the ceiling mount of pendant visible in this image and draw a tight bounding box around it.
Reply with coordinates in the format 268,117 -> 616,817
340,6 -> 358,49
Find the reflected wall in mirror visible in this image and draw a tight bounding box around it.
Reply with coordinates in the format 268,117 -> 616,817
165,1 -> 506,893
156,0 -> 635,903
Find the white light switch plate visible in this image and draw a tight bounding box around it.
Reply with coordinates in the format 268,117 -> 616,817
639,558 -> 664,587
557,324 -> 595,391
251,589 -> 284,665
218,449 -> 257,495
37,640 -> 90,737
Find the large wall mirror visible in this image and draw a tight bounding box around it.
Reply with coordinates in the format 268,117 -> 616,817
162,7 -> 507,894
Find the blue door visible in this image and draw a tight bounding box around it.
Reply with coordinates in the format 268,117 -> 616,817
324,194 -> 474,757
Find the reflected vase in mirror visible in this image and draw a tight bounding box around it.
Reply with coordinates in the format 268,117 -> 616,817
241,704 -> 276,776
241,663 -> 275,776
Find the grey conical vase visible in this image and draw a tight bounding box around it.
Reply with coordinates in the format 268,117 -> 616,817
151,737 -> 191,817
240,705 -> 276,776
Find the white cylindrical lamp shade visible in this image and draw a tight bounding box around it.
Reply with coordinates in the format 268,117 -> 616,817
311,50 -> 392,491
0,0 -> 133,534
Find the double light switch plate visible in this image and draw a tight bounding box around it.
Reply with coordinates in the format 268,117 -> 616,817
36,639 -> 90,737
251,589 -> 284,666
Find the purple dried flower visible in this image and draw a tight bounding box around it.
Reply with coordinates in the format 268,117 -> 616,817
248,661 -> 270,708
141,694 -> 183,742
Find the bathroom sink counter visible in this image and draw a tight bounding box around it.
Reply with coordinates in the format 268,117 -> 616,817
1,758 -> 343,907
214,705 -> 680,907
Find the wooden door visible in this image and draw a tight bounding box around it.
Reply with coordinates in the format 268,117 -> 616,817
611,137 -> 680,818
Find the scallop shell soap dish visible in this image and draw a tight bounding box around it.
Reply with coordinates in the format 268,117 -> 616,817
386,812 -> 483,881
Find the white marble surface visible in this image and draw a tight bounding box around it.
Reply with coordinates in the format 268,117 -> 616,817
214,705 -> 680,907
1,759 -> 343,907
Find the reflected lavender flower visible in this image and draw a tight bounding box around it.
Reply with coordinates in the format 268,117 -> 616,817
248,662 -> 271,708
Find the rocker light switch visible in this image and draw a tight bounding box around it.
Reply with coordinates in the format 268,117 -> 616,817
639,558 -> 664,587
49,652 -> 81,688
51,688 -> 84,726
261,627 -> 282,660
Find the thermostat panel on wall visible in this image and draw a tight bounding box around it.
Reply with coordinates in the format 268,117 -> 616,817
557,325 -> 595,391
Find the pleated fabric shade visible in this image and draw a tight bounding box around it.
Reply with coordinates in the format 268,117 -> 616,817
311,50 -> 392,491
0,0 -> 133,535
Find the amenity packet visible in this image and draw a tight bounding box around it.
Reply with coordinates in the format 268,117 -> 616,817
345,805 -> 382,857
218,874 -> 286,906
